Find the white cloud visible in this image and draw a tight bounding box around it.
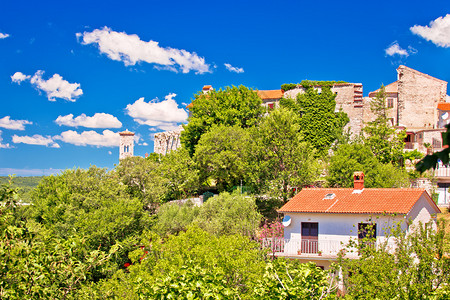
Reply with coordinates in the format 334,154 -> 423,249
11,72 -> 30,84
126,93 -> 188,131
0,33 -> 9,39
224,63 -> 244,73
0,116 -> 32,130
54,129 -> 119,147
411,14 -> 450,47
142,142 -> 148,146
77,27 -> 211,74
108,151 -> 112,155
385,42 -> 409,56
55,113 -> 122,128
11,70 -> 83,102
12,134 -> 60,148
0,131 -> 12,149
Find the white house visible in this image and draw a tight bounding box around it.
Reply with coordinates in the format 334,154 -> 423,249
273,172 -> 441,269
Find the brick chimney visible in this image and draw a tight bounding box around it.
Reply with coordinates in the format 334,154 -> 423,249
353,171 -> 364,190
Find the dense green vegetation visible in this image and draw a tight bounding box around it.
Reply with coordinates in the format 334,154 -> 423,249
2,84 -> 447,298
0,175 -> 43,201
281,80 -> 348,91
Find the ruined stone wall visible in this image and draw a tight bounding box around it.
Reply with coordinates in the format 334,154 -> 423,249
284,84 -> 365,136
154,125 -> 183,155
397,65 -> 447,130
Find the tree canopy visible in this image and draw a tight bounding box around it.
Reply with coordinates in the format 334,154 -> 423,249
181,85 -> 264,156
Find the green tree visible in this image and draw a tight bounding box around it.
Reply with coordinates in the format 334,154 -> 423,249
327,143 -> 410,188
29,167 -> 149,254
336,221 -> 450,298
152,201 -> 200,237
159,148 -> 200,200
252,259 -> 336,299
193,191 -> 262,238
248,108 -> 320,202
194,125 -> 251,191
89,227 -> 266,298
0,178 -> 118,299
363,85 -> 406,164
280,85 -> 349,155
115,156 -> 168,206
181,85 -> 264,156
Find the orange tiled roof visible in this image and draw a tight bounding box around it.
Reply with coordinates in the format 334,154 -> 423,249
368,81 -> 398,97
437,103 -> 450,111
257,89 -> 284,100
186,102 -> 194,109
278,188 -> 439,215
203,85 -> 212,90
119,130 -> 134,136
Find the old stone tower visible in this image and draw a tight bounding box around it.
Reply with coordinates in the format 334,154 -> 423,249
119,130 -> 134,160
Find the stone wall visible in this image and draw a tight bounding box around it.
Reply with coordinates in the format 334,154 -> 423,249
154,125 -> 183,155
397,65 -> 447,130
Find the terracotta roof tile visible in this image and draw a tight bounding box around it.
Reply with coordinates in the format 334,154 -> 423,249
203,85 -> 212,90
278,188 -> 439,215
119,130 -> 135,136
437,103 -> 450,111
257,90 -> 284,100
368,81 -> 398,97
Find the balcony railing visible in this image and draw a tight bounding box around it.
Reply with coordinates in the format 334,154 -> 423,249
434,162 -> 450,178
262,238 -> 396,258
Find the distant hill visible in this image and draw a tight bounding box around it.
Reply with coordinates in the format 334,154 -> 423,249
0,176 -> 44,202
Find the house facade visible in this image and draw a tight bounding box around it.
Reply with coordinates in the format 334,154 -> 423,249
273,172 -> 441,270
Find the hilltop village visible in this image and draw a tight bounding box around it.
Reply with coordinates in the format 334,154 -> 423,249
121,65 -> 450,207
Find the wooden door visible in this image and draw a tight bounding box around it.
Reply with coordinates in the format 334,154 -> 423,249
301,222 -> 318,254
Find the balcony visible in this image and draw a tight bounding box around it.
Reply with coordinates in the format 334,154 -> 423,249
435,162 -> 450,178
261,238 -> 396,259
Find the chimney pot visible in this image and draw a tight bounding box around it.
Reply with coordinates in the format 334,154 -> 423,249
353,171 -> 364,190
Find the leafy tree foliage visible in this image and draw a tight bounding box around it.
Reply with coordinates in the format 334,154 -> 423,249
280,86 -> 349,155
152,201 -> 200,237
327,143 -> 410,188
248,108 -> 320,202
417,123 -> 450,173
193,191 -> 262,237
181,85 -> 264,156
0,179 -> 118,299
115,156 -> 168,206
29,167 -> 149,254
337,221 -> 450,298
253,259 -> 335,299
194,125 -> 250,191
363,85 -> 406,164
159,148 -> 200,200
90,227 -> 266,298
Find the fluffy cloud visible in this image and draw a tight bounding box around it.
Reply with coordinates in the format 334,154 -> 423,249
0,131 -> 12,149
55,113 -> 122,128
0,116 -> 32,130
12,134 -> 60,148
54,130 -> 119,147
11,72 -> 30,84
224,63 -> 244,73
411,14 -> 450,47
11,70 -> 83,101
126,93 -> 188,131
77,27 -> 210,74
385,42 -> 409,56
0,33 -> 9,39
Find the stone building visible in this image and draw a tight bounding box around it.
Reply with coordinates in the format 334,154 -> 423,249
119,130 -> 134,160
153,125 -> 183,155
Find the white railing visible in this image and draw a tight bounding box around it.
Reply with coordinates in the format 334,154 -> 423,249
262,238 -> 397,257
435,162 -> 450,178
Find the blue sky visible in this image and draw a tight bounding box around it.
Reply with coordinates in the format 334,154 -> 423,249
1,0 -> 450,176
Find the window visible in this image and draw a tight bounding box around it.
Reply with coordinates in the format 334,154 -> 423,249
387,98 -> 394,108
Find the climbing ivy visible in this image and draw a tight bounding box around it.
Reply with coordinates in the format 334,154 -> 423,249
281,80 -> 348,91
